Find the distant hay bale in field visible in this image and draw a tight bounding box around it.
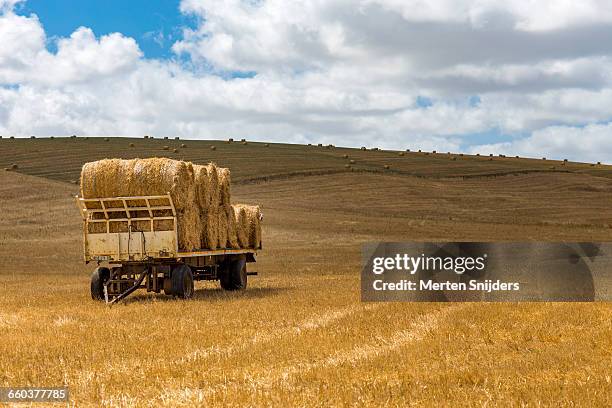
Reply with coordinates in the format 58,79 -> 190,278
163,146 -> 169,151
361,146 -> 366,150
229,138 -> 234,142
550,166 -> 556,170
80,158 -> 201,251
406,149 -> 410,152
488,157 -> 493,161
10,136 -> 15,139
476,153 -> 480,156
173,148 -> 178,153
50,136 -> 54,139
210,145 -> 216,150
11,163 -> 18,169
104,137 -> 109,142
418,149 -> 421,152
129,143 -> 135,147
71,135 -> 77,138
175,136 -> 180,140
318,143 -> 323,147
345,164 -> 351,169
515,155 -> 519,158
30,135 -> 35,139
542,157 -> 546,160
242,141 -> 248,145
432,150 -> 436,154
265,143 -> 270,147
398,152 -> 404,156
234,204 -> 262,249
181,143 -> 186,148
144,135 -> 149,139
164,136 -> 168,140
452,157 -> 457,161
384,164 -> 390,169
597,161 -> 601,165
349,159 -> 355,164
563,158 -> 568,162
343,154 -> 349,158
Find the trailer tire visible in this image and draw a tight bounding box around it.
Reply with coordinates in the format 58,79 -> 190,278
220,257 -> 247,291
91,267 -> 110,301
171,264 -> 194,299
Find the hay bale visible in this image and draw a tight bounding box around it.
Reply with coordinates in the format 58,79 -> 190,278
226,206 -> 239,248
181,143 -> 186,148
218,168 -> 231,211
234,204 -> 262,249
11,164 -> 18,169
233,205 -> 249,248
217,211 -> 228,249
80,158 -> 201,251
210,145 -> 216,150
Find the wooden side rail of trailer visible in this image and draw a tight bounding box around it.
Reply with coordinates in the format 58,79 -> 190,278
76,194 -> 259,304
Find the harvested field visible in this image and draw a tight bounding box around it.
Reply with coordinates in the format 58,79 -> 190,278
0,137 -> 611,406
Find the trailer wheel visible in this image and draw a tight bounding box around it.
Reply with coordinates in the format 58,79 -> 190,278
171,264 -> 194,299
220,257 -> 247,291
91,267 -> 110,301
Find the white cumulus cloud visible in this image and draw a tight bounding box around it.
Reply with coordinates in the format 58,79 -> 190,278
0,0 -> 611,163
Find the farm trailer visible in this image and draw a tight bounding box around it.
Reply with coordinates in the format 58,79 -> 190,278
76,194 -> 260,304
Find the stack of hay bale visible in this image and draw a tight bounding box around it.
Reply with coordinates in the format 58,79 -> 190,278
80,158 -> 262,251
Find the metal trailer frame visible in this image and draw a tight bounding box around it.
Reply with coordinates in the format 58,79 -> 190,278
76,194 -> 259,304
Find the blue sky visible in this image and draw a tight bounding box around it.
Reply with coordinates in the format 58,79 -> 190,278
16,0 -> 191,58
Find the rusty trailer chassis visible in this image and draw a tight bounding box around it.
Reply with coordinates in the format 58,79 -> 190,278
76,194 -> 259,304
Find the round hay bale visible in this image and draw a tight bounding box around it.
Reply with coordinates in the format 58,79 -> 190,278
343,154 -> 349,159
318,143 -> 323,147
71,135 -> 77,138
229,138 -> 234,142
406,149 -> 410,152
144,135 -> 149,139
432,150 -> 436,154
164,136 -> 168,140
11,163 -> 18,169
476,153 -> 480,156
398,152 -> 404,156
30,135 -> 36,139
233,205 -> 249,248
217,211 -> 228,249
104,137 -> 109,142
181,143 -> 186,148
163,146 -> 169,151
129,143 -> 135,147
210,145 -> 216,150
597,161 -> 601,165
10,136 -> 15,139
349,159 -> 355,164
50,136 -> 55,139
175,137 -> 180,140
265,143 -> 270,147
241,141 -> 248,145
361,147 -> 366,150
218,168 -> 231,210
384,164 -> 390,169
542,157 -> 546,160
173,148 -> 178,153
234,204 -> 262,248
226,206 -> 239,248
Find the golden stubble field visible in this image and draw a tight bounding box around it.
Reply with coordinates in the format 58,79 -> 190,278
0,138 -> 611,406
